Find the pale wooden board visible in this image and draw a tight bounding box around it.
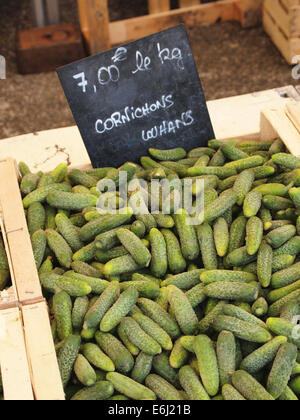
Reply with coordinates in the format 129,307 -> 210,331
286,102 -> 300,132
0,211 -> 18,310
0,307 -> 34,400
0,87 -> 299,173
22,302 -> 65,401
0,159 -> 43,304
261,107 -> 300,156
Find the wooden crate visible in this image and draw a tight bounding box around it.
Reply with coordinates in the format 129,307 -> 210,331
263,0 -> 300,64
77,0 -> 263,54
0,85 -> 299,399
0,159 -> 65,400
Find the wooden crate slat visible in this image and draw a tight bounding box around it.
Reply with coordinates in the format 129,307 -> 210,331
179,0 -> 201,7
0,158 -> 43,304
0,307 -> 34,400
260,106 -> 300,156
22,302 -> 65,400
0,210 -> 18,309
286,102 -> 300,132
148,0 -> 171,14
109,0 -> 240,45
264,0 -> 300,38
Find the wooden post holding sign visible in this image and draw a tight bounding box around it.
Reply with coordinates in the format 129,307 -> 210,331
57,25 -> 215,168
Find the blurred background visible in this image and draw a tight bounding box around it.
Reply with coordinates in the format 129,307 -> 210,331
0,0 -> 298,139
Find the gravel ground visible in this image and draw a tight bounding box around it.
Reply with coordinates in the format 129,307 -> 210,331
0,0 -> 297,139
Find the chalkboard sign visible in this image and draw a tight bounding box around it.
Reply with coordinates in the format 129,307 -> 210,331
57,25 -> 215,168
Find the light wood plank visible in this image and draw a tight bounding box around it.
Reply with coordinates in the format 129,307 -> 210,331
78,0 -> 111,54
0,307 -> 34,400
0,210 -> 18,310
109,0 -> 240,45
148,0 -> 171,14
0,159 -> 43,304
22,302 -> 65,400
286,102 -> 300,132
261,107 -> 300,156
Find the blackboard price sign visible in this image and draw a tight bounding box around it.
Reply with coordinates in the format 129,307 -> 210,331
57,25 -> 215,168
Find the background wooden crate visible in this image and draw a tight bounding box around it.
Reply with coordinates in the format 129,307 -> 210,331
77,0 -> 263,54
263,0 -> 300,64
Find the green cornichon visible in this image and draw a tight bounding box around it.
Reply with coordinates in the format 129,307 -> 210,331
193,335 -> 220,397
18,142 -> 300,401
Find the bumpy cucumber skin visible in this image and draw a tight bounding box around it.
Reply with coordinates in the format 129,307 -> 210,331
74,354 -> 97,387
266,225 -> 296,249
161,269 -> 204,290
213,315 -> 272,344
53,291 -> 73,341
82,343 -> 115,372
58,335 -> 81,388
203,281 -> 259,303
131,352 -> 154,384
137,298 -> 181,339
243,191 -> 262,218
117,228 -> 151,268
71,381 -> 114,400
46,229 -> 73,269
100,287 -> 139,332
222,384 -> 246,401
166,285 -> 198,335
72,296 -> 89,330
201,270 -> 256,284
79,210 -> 133,242
267,342 -> 297,399
31,229 -> 47,269
240,336 -> 288,374
213,217 -> 229,257
217,331 -> 236,386
233,169 -> 254,206
257,241 -> 273,288
161,228 -> 187,274
149,228 -> 168,278
204,189 -> 238,224
179,365 -> 210,400
107,372 -> 156,400
55,213 -> 84,252
95,331 -> 134,374
145,374 -> 183,400
132,312 -> 173,351
173,210 -> 200,261
193,335 -> 220,397
197,223 -> 218,270
266,317 -> 300,347
23,183 -> 71,208
246,216 -> 263,256
232,370 -> 274,401
27,202 -> 46,236
271,262 -> 300,289
153,352 -> 180,387
121,317 -> 162,356
56,277 -> 92,297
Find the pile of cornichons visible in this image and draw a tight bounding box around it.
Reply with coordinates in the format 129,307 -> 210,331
8,139 -> 300,400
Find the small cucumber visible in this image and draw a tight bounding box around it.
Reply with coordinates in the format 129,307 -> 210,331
232,370 -> 274,401
193,335 -> 219,397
